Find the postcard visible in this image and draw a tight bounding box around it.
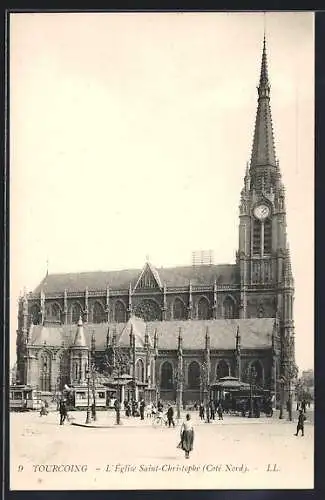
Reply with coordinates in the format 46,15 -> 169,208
9,11 -> 314,491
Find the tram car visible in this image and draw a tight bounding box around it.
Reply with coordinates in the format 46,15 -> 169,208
10,385 -> 42,412
71,386 -> 107,409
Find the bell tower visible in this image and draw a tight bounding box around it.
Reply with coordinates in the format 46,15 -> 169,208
238,36 -> 294,342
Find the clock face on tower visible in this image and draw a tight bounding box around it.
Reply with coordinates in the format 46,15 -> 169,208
254,204 -> 270,220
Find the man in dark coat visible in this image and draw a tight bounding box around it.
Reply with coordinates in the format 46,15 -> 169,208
114,399 -> 121,424
294,409 -> 306,436
139,399 -> 145,420
59,399 -> 68,425
199,403 -> 205,420
167,405 -> 175,427
209,400 -> 215,420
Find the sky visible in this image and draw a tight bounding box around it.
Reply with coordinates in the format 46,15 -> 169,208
9,11 -> 314,371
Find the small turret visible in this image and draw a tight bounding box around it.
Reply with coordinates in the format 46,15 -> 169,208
73,316 -> 87,348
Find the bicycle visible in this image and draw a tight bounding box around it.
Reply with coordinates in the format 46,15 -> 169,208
152,413 -> 167,428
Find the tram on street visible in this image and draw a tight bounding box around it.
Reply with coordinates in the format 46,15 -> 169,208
10,385 -> 42,411
72,387 -> 107,409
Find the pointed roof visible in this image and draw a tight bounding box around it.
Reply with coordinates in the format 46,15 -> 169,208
283,246 -> 294,286
250,37 -> 277,169
28,318 -> 274,350
133,261 -> 162,291
73,317 -> 87,348
117,316 -> 153,348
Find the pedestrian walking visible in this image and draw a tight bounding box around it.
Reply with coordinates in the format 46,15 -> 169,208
59,399 -> 68,426
301,400 -> 306,413
199,402 -> 205,420
294,409 -> 306,437
114,399 -> 121,424
217,403 -> 223,420
139,399 -> 145,420
178,413 -> 194,459
209,400 -> 215,420
296,401 -> 300,411
167,405 -> 175,427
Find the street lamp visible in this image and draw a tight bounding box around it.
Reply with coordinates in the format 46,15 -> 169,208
85,355 -> 91,424
248,366 -> 257,418
201,361 -> 210,423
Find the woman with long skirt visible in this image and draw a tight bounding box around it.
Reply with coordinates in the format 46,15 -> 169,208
179,413 -> 194,459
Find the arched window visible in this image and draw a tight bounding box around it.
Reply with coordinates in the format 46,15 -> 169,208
253,220 -> 261,255
197,297 -> 211,320
188,361 -> 201,389
59,351 -> 70,390
39,352 -> 51,392
70,303 -> 82,324
136,359 -> 145,383
92,302 -> 106,323
224,297 -> 235,319
173,298 -> 186,320
135,299 -> 161,322
250,360 -> 264,387
216,360 -> 230,380
30,305 -> 40,325
115,301 -> 127,323
51,303 -> 61,322
264,219 -> 272,254
161,361 -> 173,389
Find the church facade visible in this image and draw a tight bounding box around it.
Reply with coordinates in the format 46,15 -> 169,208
15,38 -> 295,403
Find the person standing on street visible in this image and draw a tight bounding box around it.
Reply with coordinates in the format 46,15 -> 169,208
114,399 -> 121,424
139,399 -> 145,420
178,413 -> 194,459
217,402 -> 223,420
199,402 -> 205,421
59,399 -> 68,426
294,409 -> 306,437
167,404 -> 175,427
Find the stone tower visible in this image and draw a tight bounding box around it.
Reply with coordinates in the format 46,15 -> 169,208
70,317 -> 89,386
238,37 -> 295,382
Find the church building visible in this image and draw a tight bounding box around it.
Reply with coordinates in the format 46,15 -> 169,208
15,38 -> 295,404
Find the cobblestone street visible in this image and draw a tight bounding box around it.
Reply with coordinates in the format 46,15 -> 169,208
10,409 -> 314,490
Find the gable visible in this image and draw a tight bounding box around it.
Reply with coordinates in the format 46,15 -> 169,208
133,262 -> 162,291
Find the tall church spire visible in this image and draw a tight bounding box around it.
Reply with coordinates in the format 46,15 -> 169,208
250,36 -> 277,171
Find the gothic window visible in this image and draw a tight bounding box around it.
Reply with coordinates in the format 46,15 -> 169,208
45,302 -> 61,322
30,305 -> 40,325
252,262 -> 260,284
223,297 -> 235,319
39,352 -> 51,392
92,302 -> 106,323
135,299 -> 161,322
173,298 -> 186,320
216,360 -> 230,380
115,301 -> 127,323
264,219 -> 272,254
59,351 -> 70,389
138,271 -> 157,289
257,305 -> 265,318
136,359 -> 145,383
253,220 -> 261,254
188,361 -> 201,389
161,361 -> 173,389
197,297 -> 211,320
70,303 -> 82,324
51,303 -> 61,322
249,360 -> 264,387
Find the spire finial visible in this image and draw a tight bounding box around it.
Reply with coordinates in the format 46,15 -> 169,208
46,258 -> 49,277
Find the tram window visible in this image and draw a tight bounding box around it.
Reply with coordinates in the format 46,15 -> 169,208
98,392 -> 105,399
13,392 -> 23,400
